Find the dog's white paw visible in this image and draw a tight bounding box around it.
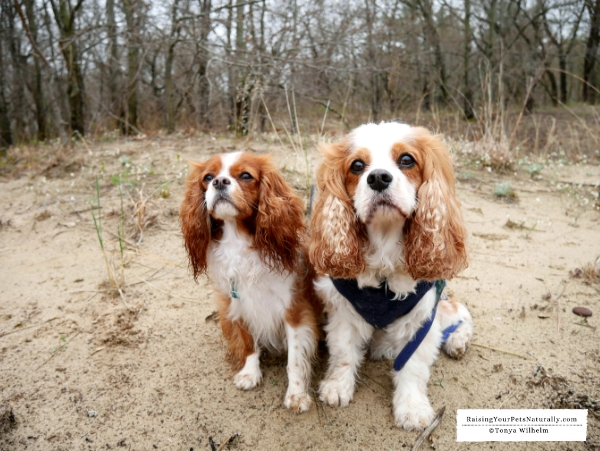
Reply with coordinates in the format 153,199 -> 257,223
233,367 -> 262,390
319,376 -> 354,407
443,322 -> 473,359
369,343 -> 395,361
284,390 -> 313,413
393,396 -> 435,431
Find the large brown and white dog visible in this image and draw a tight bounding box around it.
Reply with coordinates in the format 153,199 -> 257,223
309,122 -> 473,430
180,152 -> 322,413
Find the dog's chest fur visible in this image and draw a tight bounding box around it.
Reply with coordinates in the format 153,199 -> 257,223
207,221 -> 294,350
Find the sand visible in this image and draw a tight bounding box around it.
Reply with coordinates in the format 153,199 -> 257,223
0,135 -> 598,450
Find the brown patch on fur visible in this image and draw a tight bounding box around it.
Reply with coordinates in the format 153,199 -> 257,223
309,140 -> 367,278
404,127 -> 468,280
391,142 -> 423,188
438,299 -> 460,316
215,291 -> 255,371
180,156 -> 223,280
251,155 -> 306,274
287,250 -> 324,339
345,147 -> 372,198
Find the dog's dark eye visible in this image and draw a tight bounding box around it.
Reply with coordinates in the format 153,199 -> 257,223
350,160 -> 366,174
239,172 -> 253,181
398,154 -> 415,168
203,174 -> 214,182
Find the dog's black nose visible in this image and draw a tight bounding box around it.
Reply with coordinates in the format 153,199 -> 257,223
212,176 -> 231,191
367,170 -> 393,192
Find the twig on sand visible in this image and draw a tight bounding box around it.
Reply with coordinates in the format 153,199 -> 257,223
411,406 -> 445,451
0,317 -> 58,338
472,343 -> 530,360
105,229 -> 138,249
129,272 -> 200,302
36,331 -> 81,369
552,282 -> 566,333
214,433 -> 240,451
573,321 -> 596,330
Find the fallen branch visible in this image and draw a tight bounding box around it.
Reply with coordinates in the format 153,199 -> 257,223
0,317 -> 58,339
411,406 -> 445,451
553,282 -> 566,333
216,433 -> 240,451
36,331 -> 81,369
472,343 -> 530,360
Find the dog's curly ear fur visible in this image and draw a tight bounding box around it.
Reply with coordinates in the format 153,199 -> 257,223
309,141 -> 366,278
405,128 -> 468,281
180,162 -> 211,281
254,156 -> 305,274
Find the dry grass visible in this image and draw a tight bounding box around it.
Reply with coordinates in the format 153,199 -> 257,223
570,257 -> 600,285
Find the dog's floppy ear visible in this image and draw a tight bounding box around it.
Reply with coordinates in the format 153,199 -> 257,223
309,140 -> 366,278
404,128 -> 468,280
254,155 -> 305,274
180,162 -> 212,281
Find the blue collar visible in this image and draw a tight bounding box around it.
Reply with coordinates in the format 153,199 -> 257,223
330,277 -> 460,372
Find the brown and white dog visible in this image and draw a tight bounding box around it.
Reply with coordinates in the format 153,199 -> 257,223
180,151 -> 322,413
309,122 -> 473,430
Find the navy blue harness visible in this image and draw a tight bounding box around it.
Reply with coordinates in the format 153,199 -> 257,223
330,277 -> 462,372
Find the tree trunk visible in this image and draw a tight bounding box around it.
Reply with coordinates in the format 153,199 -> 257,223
583,0 -> 600,104
558,52 -> 567,103
24,0 -> 47,141
545,69 -> 558,106
234,0 -> 249,136
225,0 -> 234,129
123,0 -> 140,134
197,0 -> 212,128
462,0 -> 474,119
41,1 -> 68,142
5,0 -> 25,140
50,0 -> 86,136
417,0 -> 448,104
0,12 -> 12,151
106,0 -> 121,124
365,0 -> 381,121
165,0 -> 181,134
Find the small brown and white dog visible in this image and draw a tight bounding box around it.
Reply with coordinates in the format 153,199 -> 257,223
309,122 -> 473,430
180,151 -> 322,413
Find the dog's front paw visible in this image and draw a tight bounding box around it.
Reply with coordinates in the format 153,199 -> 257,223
443,322 -> 473,359
319,376 -> 354,407
284,390 -> 313,413
233,368 -> 262,390
393,397 -> 435,431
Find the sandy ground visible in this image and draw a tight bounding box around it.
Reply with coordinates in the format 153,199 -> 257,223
0,134 -> 599,451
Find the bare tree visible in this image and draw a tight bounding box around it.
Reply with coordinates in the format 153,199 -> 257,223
165,0 -> 182,133
122,0 -> 143,134
583,0 -> 600,103
0,0 -> 595,145
50,0 -> 86,136
24,0 -> 48,140
0,0 -> 14,149
106,0 -> 121,122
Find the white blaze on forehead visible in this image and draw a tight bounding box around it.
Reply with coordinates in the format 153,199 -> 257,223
349,122 -> 413,155
207,151 -> 243,218
218,150 -> 243,177
348,122 -> 418,223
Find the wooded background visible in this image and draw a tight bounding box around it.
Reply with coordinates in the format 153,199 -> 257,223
1,0 -> 600,152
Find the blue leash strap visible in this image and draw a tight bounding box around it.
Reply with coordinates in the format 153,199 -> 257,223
393,304 -> 438,371
392,284 -> 463,372
441,320 -> 462,343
